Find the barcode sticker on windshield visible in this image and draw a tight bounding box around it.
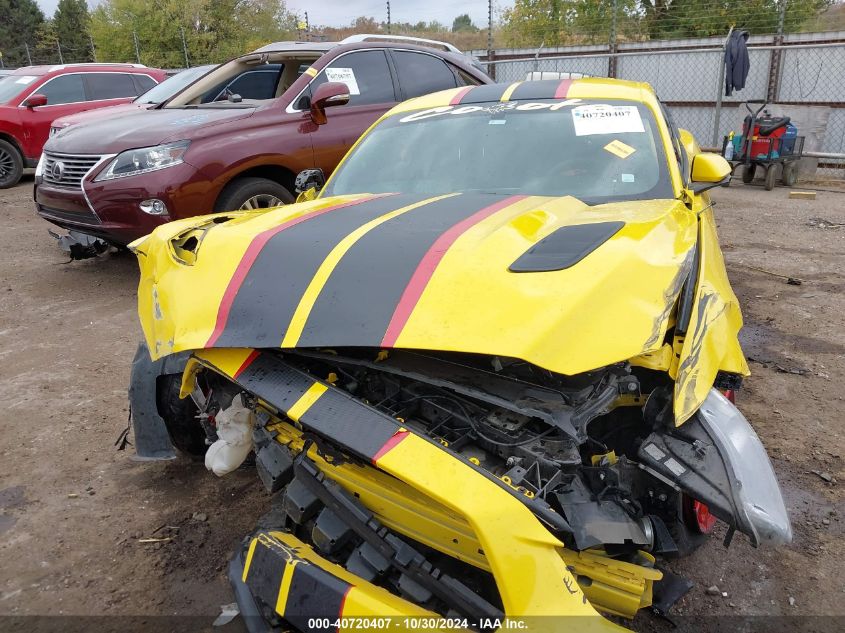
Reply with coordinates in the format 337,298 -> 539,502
324,68 -> 360,95
572,105 -> 644,136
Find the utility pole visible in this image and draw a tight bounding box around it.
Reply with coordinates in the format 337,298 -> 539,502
180,27 -> 190,67
133,30 -> 141,64
24,42 -> 32,65
304,12 -> 310,41
608,0 -> 618,78
386,1 -> 391,34
487,0 -> 494,80
56,40 -> 64,64
89,35 -> 97,62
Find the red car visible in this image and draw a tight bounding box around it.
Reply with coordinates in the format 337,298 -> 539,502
34,36 -> 491,247
0,63 -> 166,188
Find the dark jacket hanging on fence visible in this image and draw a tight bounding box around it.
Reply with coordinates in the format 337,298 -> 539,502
725,30 -> 751,96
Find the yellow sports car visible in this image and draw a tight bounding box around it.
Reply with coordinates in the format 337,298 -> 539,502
128,78 -> 791,631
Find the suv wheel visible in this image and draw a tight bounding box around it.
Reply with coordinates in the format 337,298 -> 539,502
214,177 -> 294,212
0,140 -> 23,189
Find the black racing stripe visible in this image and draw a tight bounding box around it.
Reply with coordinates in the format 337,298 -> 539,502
510,79 -> 565,101
285,562 -> 350,632
231,353 -> 400,460
299,388 -> 399,460
244,535 -> 287,614
457,83 -> 509,104
298,193 -> 502,348
214,194 -> 426,348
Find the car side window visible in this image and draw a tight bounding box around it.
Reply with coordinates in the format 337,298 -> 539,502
133,74 -> 157,94
393,51 -> 457,99
37,74 -> 86,105
305,50 -> 395,107
225,70 -> 280,100
85,73 -> 139,100
456,67 -> 485,87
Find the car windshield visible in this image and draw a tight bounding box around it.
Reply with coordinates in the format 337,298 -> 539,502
0,75 -> 37,104
135,66 -> 213,104
324,99 -> 674,204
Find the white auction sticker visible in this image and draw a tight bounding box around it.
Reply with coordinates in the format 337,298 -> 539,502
324,68 -> 360,95
572,104 -> 644,136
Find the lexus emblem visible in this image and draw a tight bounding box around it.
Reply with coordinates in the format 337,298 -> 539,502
51,161 -> 64,181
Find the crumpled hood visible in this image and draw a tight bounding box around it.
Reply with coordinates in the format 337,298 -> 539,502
46,107 -> 254,154
133,192 -> 699,377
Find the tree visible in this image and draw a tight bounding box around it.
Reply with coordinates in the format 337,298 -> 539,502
53,0 -> 92,62
90,0 -> 298,67
502,0 -> 833,45
0,0 -> 45,67
452,14 -> 478,32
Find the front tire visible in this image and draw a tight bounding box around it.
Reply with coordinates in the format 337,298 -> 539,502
156,373 -> 206,457
214,177 -> 294,212
0,140 -> 23,189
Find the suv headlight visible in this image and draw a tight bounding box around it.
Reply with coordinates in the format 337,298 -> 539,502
95,141 -> 190,181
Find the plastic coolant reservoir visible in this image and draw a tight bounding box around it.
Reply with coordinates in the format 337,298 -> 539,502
205,397 -> 254,476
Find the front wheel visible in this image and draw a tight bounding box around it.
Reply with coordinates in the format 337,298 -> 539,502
214,177 -> 294,212
764,165 -> 777,191
0,139 -> 23,189
741,164 -> 756,184
782,162 -> 797,187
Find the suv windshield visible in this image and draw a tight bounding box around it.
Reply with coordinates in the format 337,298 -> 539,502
0,75 -> 37,104
135,66 -> 213,105
324,99 -> 674,204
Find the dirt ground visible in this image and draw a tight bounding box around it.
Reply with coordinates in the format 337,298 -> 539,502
0,175 -> 843,631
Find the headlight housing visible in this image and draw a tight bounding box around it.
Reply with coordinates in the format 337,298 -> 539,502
95,141 -> 190,181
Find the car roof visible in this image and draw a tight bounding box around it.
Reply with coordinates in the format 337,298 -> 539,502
387,78 -> 659,117
250,41 -> 337,54
11,63 -> 154,76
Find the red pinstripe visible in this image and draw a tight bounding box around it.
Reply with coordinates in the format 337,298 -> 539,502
380,195 -> 527,347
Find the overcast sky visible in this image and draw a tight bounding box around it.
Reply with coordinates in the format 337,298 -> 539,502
35,0 -> 512,28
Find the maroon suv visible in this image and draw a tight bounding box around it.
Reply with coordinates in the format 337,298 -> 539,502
35,36 -> 490,246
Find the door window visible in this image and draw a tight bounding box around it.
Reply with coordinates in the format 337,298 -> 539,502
85,73 -> 139,100
305,50 -> 395,107
394,51 -> 458,99
133,74 -> 157,94
37,74 -> 86,105
224,70 -> 280,100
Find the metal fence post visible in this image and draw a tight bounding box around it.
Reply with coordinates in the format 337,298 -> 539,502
24,42 -> 32,65
712,26 -> 733,148
767,0 -> 787,103
57,41 -> 64,64
90,35 -> 97,62
133,30 -> 141,64
180,27 -> 190,68
608,0 -> 618,78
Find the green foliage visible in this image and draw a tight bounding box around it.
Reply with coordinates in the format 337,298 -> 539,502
90,0 -> 298,68
53,0 -> 93,61
0,0 -> 45,66
502,0 -> 834,46
452,14 -> 478,32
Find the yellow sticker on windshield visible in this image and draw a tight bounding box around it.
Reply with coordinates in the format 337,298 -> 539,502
604,140 -> 636,159
304,67 -> 318,77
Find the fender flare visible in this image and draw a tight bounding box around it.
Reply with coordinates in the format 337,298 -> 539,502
127,341 -> 191,460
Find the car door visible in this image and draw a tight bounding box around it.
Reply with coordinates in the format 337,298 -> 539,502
303,50 -> 399,174
21,73 -> 89,157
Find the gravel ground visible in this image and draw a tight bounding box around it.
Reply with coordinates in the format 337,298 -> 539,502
0,175 -> 843,631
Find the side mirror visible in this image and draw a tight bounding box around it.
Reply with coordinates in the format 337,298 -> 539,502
309,81 -> 350,125
294,168 -> 325,203
23,93 -> 48,108
690,152 -> 731,194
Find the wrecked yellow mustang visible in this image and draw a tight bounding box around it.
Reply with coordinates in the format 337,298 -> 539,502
128,79 -> 791,631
